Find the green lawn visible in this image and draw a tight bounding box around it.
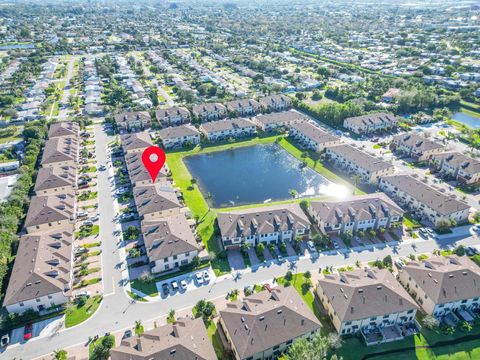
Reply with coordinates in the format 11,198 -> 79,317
404,214 -> 422,229
207,321 -> 231,359
65,295 -> 102,328
130,279 -> 159,297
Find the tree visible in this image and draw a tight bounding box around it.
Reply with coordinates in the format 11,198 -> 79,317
90,335 -> 115,360
53,349 -> 67,360
285,332 -> 329,360
383,255 -> 393,268
326,332 -> 343,350
139,270 -> 153,283
285,270 -> 293,281
167,309 -> 176,324
134,320 -> 144,336
304,271 -> 311,282
422,315 -> 440,330
194,299 -> 216,323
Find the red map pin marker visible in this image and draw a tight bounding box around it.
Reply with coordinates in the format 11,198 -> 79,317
142,146 -> 166,183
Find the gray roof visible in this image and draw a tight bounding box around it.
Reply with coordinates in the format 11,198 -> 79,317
433,152 -> 480,175
380,175 -> 470,216
225,98 -> 261,112
258,94 -> 292,108
41,137 -> 79,166
201,118 -> 255,133
217,203 -> 310,239
310,193 -> 403,225
111,317 -> 217,360
24,192 -> 75,228
34,165 -> 76,193
3,226 -> 74,307
141,214 -> 199,262
392,133 -> 444,154
220,286 -> 321,359
48,122 -> 80,138
255,110 -> 306,126
327,144 -> 394,173
191,102 -> 226,116
125,152 -> 169,185
318,268 -> 417,322
344,113 -> 398,128
158,124 -> 200,140
403,255 -> 480,304
133,184 -> 180,217
114,111 -> 151,125
289,122 -> 340,145
120,132 -> 153,152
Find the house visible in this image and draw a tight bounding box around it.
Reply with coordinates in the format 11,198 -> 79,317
379,175 -> 470,228
430,152 -> 480,185
141,213 -> 200,273
2,226 -> 74,314
114,111 -> 152,131
34,165 -> 77,195
317,268 -> 418,343
158,124 -> 201,149
111,317 -> 217,360
120,132 -> 153,154
390,133 -> 444,162
24,192 -> 76,233
254,110 -> 306,132
288,122 -> 341,152
225,99 -> 261,117
191,103 -> 227,122
125,152 -> 170,186
381,88 -> 401,103
200,118 -> 256,142
308,193 -> 403,235
398,255 -> 480,318
217,204 -> 310,249
343,113 -> 398,135
219,286 -> 321,360
133,184 -> 181,220
48,122 -> 80,138
258,94 -> 292,112
41,137 -> 79,168
155,106 -> 191,126
325,144 -> 395,184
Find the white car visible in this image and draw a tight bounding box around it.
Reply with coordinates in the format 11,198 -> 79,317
171,281 -> 179,291
203,271 -> 210,283
180,280 -> 187,290
307,241 -> 316,252
195,272 -> 203,284
333,241 -> 340,249
75,291 -> 91,298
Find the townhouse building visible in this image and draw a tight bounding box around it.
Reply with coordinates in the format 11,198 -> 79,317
120,131 -> 153,154
34,165 -> 77,195
200,118 -> 256,142
219,286 -> 321,360
24,191 -> 76,233
191,102 -> 227,122
308,193 -> 403,235
254,110 -> 306,132
216,204 -> 310,249
258,94 -> 292,112
155,106 -> 191,126
317,268 -> 418,343
225,98 -> 261,117
40,136 -> 79,168
325,144 -> 395,184
379,175 -> 470,228
141,213 -> 200,273
398,255 -> 480,318
111,317 -> 217,360
114,111 -> 152,132
133,183 -> 181,220
343,113 -> 398,135
158,124 -> 201,149
430,152 -> 480,185
48,121 -> 80,138
390,133 -> 444,162
125,152 -> 170,186
288,122 -> 341,152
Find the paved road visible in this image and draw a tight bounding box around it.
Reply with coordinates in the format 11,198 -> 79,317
58,57 -> 76,120
2,125 -> 480,359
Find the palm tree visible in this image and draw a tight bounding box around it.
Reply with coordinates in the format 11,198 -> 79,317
134,320 -> 144,336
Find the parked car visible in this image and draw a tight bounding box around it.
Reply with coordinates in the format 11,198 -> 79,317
195,272 -> 203,285
395,260 -> 404,269
99,165 -> 107,171
307,241 -> 316,252
122,330 -> 132,339
1,334 -> 9,347
425,227 -> 436,238
180,280 -> 187,290
333,241 -> 340,249
171,280 -> 179,291
418,228 -> 428,239
23,324 -> 33,341
162,283 -> 169,296
77,211 -> 88,218
75,290 -> 91,298
203,271 -> 210,283
90,215 -> 99,222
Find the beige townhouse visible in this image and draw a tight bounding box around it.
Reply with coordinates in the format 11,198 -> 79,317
225,98 -> 261,117
258,94 -> 292,112
155,106 -> 191,126
40,136 -> 79,168
343,113 -> 398,135
192,102 -> 227,122
390,133 -> 444,162
254,110 -> 306,132
133,183 -> 181,220
120,131 -> 153,154
430,152 -> 480,185
34,165 -> 77,195
48,121 -> 80,138
288,121 -> 341,152
125,152 -> 170,186
219,286 -> 321,360
114,111 -> 152,131
158,124 -> 201,149
200,118 -> 256,142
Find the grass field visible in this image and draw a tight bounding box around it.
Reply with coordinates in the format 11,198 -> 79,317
65,295 -> 102,328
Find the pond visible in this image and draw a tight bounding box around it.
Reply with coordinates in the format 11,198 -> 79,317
452,112 -> 480,129
184,144 -> 348,208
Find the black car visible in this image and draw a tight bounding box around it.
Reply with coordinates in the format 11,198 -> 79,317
162,283 -> 169,296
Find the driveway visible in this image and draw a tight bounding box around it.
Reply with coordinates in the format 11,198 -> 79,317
285,241 -> 297,257
247,247 -> 261,266
227,249 -> 246,270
